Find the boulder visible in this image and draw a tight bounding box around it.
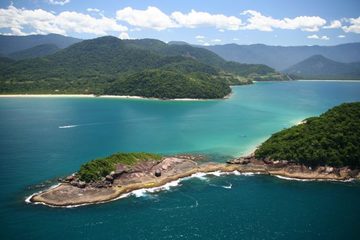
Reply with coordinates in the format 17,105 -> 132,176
325,166 -> 334,173
77,181 -> 86,188
227,158 -> 250,165
65,175 -> 75,182
155,169 -> 161,177
105,175 -> 114,182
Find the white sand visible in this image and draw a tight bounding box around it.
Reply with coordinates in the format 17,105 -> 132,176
0,94 -> 210,101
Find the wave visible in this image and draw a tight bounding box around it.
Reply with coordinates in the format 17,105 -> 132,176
131,179 -> 182,198
25,170 -> 262,208
274,175 -> 355,182
25,183 -> 61,204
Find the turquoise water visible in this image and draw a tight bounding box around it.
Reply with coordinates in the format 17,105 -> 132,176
1,81 -> 360,239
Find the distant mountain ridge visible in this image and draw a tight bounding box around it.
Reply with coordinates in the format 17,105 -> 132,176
203,43 -> 360,70
0,34 -> 82,55
285,55 -> 360,79
7,44 -> 60,60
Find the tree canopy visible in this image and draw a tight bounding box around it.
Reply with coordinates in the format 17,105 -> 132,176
0,36 -> 283,98
255,102 -> 360,168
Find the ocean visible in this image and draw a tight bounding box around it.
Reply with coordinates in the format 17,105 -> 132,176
1,81 -> 360,239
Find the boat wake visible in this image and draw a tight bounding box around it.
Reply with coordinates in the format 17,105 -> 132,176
58,122 -> 110,129
58,125 -> 78,129
222,183 -> 232,189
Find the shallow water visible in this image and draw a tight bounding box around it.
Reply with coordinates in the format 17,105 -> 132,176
1,81 -> 360,239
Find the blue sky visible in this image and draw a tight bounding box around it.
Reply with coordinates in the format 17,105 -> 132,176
1,0 -> 360,46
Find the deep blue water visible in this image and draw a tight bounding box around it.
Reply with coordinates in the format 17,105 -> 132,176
1,81 -> 360,239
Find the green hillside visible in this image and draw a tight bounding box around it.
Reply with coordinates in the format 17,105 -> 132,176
255,102 -> 360,168
7,44 -> 60,60
0,36 -> 281,98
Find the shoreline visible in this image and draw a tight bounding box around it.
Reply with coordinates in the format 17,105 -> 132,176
296,79 -> 360,82
0,94 -> 226,101
27,161 -> 359,208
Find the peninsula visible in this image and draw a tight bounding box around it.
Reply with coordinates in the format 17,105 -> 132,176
29,102 -> 360,207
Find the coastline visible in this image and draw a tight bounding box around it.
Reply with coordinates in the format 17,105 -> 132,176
0,94 -> 225,101
297,79 -> 360,82
28,160 -> 359,208
24,104 -> 359,208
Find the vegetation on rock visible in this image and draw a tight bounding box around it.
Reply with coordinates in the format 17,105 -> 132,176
78,152 -> 162,182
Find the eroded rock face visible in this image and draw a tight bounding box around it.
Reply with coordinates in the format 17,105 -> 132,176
31,154 -> 360,207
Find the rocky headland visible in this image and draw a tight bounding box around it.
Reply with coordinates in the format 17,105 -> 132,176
29,154 -> 360,207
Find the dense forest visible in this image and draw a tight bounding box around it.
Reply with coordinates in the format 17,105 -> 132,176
78,152 -> 162,182
255,102 -> 360,168
0,36 -> 285,99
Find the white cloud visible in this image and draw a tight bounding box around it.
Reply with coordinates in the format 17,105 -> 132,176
307,34 -> 329,40
0,5 -> 128,36
195,35 -> 205,39
86,8 -> 100,13
48,0 -> 70,6
211,39 -> 222,42
116,6 -> 176,30
171,9 -> 242,30
242,10 -> 326,32
202,42 -> 210,46
337,35 -> 346,38
342,17 -> 360,33
233,38 -> 239,41
323,20 -> 342,29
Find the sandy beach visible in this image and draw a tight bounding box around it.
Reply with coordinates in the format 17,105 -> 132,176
0,94 -> 217,101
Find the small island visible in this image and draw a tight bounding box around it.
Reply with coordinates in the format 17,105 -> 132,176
29,102 -> 360,207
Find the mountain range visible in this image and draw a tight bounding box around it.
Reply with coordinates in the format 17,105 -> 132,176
0,35 -> 282,98
1,34 -> 359,98
0,34 -> 81,56
285,55 -> 360,80
203,43 -> 360,71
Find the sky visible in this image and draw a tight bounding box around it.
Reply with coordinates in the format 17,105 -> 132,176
0,0 -> 360,46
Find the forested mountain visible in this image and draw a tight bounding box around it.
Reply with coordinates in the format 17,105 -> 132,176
7,44 -> 60,60
285,55 -> 360,79
204,42 -> 360,70
0,36 -> 281,98
255,102 -> 360,168
0,34 -> 82,55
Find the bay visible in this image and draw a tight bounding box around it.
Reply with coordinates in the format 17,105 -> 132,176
1,81 -> 360,239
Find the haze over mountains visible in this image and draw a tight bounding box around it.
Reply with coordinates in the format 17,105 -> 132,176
0,34 -> 81,55
204,43 -> 360,71
285,55 -> 360,80
1,34 -> 360,86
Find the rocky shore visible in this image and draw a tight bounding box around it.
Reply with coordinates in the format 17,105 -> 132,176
29,154 -> 360,207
